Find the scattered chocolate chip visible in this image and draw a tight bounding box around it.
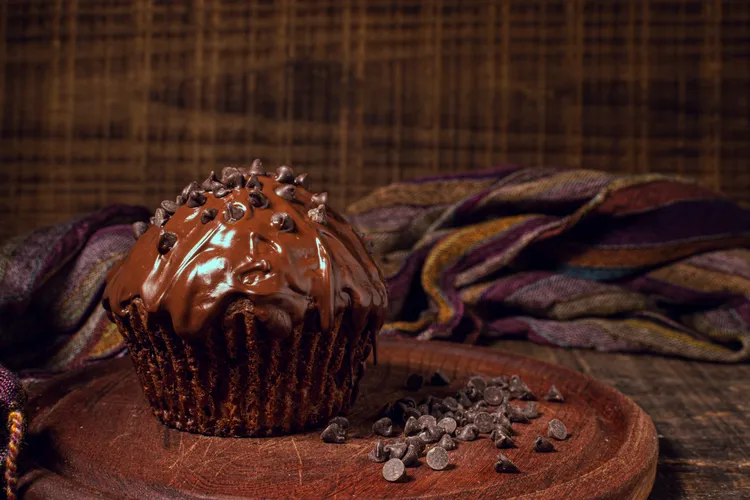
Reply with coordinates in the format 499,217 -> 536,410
181,181 -> 202,201
373,417 -> 394,437
187,190 -> 207,208
406,373 -> 424,391
213,185 -> 231,198
320,423 -> 346,444
484,386 -> 505,406
385,442 -> 407,460
200,208 -> 218,224
175,194 -> 186,205
508,405 -> 530,424
468,376 -> 487,395
132,221 -> 149,240
456,391 -> 473,408
249,159 -> 264,175
534,436 -> 555,452
154,207 -> 169,227
488,376 -> 509,388
202,171 -> 218,191
494,453 -> 519,473
437,417 -> 457,436
149,216 -> 155,225
401,445 -> 420,467
275,184 -> 296,201
441,397 -> 459,413
308,204 -> 327,224
368,440 -> 388,462
275,165 -> 295,184
382,458 -> 405,482
270,212 -> 295,232
494,432 -> 516,449
545,385 -> 565,403
438,434 -> 457,451
418,415 -> 437,429
417,424 -> 443,444
223,203 -> 246,222
248,189 -> 269,208
311,192 -> 328,207
494,414 -> 513,433
426,446 -> 450,471
430,370 -> 451,386
455,424 -> 479,442
547,419 -> 568,441
157,231 -> 177,254
246,174 -> 263,190
404,416 -> 420,437
161,200 -> 180,215
417,404 -> 430,416
221,166 -> 244,188
328,416 -> 350,430
471,400 -> 489,411
523,402 -> 540,420
473,411 -> 495,434
294,172 -> 310,189
402,406 -> 421,422
509,375 -> 536,401
404,436 -> 425,456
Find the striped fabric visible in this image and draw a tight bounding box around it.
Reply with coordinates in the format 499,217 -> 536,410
348,166 -> 750,362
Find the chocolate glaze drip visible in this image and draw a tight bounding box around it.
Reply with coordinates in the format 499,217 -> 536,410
103,170 -> 387,352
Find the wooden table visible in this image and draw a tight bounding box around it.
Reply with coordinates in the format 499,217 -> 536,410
486,340 -> 750,499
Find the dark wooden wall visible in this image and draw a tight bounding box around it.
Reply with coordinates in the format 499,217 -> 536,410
1,1 -> 749,241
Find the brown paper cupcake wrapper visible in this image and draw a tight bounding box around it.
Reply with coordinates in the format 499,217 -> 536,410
110,298 -> 375,437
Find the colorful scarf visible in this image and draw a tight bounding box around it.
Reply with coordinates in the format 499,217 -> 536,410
348,166 -> 750,363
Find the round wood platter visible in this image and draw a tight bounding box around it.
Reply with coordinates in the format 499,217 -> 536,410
20,339 -> 658,499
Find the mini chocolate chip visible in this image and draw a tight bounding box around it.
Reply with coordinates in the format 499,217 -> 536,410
311,191 -> 328,207
426,446 -> 449,471
382,458 -> 405,482
131,221 -> 149,240
438,434 -> 457,450
274,184 -> 296,201
181,181 -> 202,201
275,165 -> 295,184
328,416 -> 350,429
385,442 -> 407,460
484,386 -> 505,406
494,432 -> 516,449
474,411 -> 495,434
294,172 -> 310,189
221,166 -> 244,188
187,190 -> 207,208
547,419 -> 568,441
223,203 -> 246,222
404,417 -> 420,437
523,402 -> 540,420
494,414 -> 513,432
509,374 -> 536,401
202,171 -> 218,191
430,370 -> 451,386
494,453 -> 519,473
455,424 -> 479,442
534,436 -> 555,452
157,231 -> 177,254
320,423 -> 346,444
249,159 -> 264,175
200,208 -> 218,224
246,174 -> 263,190
373,417 -> 394,437
508,405 -> 530,424
161,200 -> 180,215
418,415 -> 437,429
437,417 -> 457,436
154,207 -> 169,227
441,397 -> 459,412
270,212 -> 295,232
308,204 -> 327,224
368,440 -> 388,463
405,373 -> 424,391
401,445 -> 420,467
545,385 -> 565,403
404,436 -> 426,456
248,189 -> 269,208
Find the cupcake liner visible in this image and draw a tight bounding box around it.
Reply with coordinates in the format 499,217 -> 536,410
110,298 -> 376,437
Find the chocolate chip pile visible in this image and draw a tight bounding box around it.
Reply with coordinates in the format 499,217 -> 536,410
131,160 -> 345,252
320,371 -> 569,482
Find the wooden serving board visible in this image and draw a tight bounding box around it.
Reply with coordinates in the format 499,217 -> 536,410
20,339 -> 658,499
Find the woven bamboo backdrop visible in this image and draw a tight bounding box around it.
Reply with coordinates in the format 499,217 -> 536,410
1,1 -> 749,241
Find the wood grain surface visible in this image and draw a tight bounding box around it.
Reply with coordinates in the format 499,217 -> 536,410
2,1 -> 750,241
19,338 -> 657,499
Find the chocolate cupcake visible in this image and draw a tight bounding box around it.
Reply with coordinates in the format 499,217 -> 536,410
102,163 -> 388,437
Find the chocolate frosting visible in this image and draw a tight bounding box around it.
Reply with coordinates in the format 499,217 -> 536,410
102,167 -> 387,346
